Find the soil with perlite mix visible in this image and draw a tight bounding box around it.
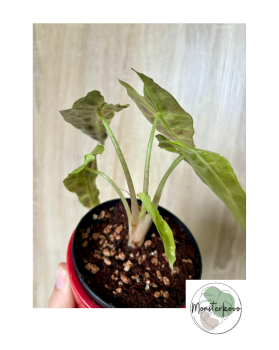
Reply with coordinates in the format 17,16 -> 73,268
74,201 -> 200,308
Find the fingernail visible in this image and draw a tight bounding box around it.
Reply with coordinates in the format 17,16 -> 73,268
56,264 -> 67,290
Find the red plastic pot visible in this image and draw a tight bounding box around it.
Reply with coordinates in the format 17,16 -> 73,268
66,199 -> 202,308
67,232 -> 101,308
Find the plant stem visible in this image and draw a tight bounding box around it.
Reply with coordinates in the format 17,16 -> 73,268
84,167 -> 132,233
140,112 -> 160,213
143,113 -> 160,195
152,155 -> 185,208
97,111 -> 139,224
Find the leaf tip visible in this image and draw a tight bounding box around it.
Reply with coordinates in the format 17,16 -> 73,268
118,79 -> 128,89
131,68 -> 140,76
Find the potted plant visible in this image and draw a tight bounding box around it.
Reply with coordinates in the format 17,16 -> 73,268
60,69 -> 246,308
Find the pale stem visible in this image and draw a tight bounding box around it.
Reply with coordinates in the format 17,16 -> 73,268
84,167 -> 132,234
97,111 -> 139,224
152,155 -> 185,208
129,156 -> 185,248
129,214 -> 153,247
143,113 -> 160,195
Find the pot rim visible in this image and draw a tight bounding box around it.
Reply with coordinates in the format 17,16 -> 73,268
67,232 -> 101,308
71,198 -> 202,308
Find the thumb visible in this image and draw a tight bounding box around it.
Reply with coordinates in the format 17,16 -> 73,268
48,262 -> 76,308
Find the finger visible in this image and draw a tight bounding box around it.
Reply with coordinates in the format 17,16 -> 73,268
48,262 -> 76,308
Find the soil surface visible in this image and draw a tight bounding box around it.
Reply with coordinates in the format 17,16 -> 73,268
74,201 -> 200,308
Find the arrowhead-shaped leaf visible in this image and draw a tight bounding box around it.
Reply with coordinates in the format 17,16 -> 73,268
137,192 -> 176,270
60,91 -> 129,145
119,69 -> 195,147
63,144 -> 105,209
157,136 -> 246,231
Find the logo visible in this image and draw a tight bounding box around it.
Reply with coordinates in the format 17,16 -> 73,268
190,283 -> 242,334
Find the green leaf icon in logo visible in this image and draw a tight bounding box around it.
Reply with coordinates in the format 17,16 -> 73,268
204,286 -> 235,318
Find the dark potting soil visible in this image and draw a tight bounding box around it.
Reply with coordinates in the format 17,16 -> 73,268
74,201 -> 200,308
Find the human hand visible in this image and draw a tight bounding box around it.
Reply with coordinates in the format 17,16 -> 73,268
48,262 -> 76,308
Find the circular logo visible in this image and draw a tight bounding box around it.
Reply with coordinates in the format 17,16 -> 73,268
190,283 -> 242,334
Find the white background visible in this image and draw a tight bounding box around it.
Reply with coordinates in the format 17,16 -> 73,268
1,0 -> 279,349
187,280 -> 244,334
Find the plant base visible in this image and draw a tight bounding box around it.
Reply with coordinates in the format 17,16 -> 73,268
71,199 -> 202,308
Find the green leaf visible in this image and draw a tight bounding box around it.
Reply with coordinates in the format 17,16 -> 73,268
137,192 -> 176,270
157,136 -> 246,231
63,144 -> 105,209
119,69 -> 195,147
60,91 -> 129,145
155,134 -> 180,154
203,286 -> 235,318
